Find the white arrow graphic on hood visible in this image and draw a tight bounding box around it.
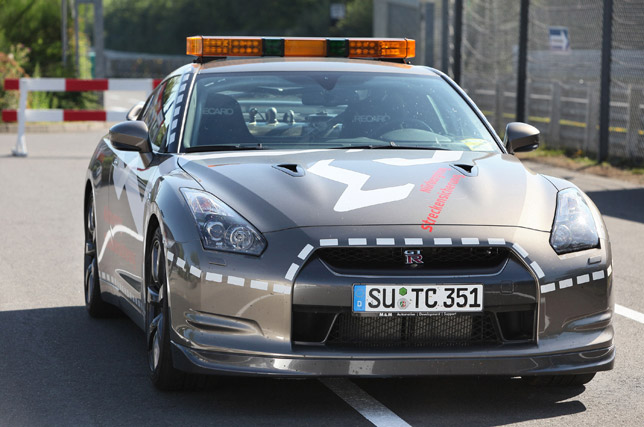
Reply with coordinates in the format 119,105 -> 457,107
308,159 -> 415,212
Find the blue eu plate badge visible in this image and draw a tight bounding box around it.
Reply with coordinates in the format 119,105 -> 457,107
353,284 -> 366,312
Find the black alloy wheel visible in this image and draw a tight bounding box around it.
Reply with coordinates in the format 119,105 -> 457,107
146,227 -> 187,390
84,191 -> 112,317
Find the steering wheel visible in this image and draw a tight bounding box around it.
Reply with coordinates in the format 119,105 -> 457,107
374,118 -> 434,137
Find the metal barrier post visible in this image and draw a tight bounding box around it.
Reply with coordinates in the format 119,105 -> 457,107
626,86 -> 643,159
12,78 -> 28,157
516,0 -> 530,123
598,0 -> 614,162
549,81 -> 562,145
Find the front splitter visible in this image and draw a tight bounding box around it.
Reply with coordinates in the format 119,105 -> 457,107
171,342 -> 614,377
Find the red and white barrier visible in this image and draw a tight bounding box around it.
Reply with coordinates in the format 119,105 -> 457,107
2,77 -> 162,156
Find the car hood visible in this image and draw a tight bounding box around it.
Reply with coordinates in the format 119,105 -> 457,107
178,149 -> 558,233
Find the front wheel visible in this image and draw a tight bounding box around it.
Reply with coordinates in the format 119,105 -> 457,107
145,227 -> 187,391
84,191 -> 113,317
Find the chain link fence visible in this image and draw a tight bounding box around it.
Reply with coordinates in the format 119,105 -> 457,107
376,0 -> 644,162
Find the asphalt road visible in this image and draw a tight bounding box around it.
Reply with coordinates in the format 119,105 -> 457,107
0,131 -> 642,426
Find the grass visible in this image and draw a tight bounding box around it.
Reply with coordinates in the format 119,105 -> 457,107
516,145 -> 644,184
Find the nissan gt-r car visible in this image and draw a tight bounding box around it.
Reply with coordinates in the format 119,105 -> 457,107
84,36 -> 614,390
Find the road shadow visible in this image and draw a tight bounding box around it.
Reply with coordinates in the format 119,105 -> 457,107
0,306 -> 365,426
585,188 -> 644,224
354,376 -> 587,426
0,306 -> 591,426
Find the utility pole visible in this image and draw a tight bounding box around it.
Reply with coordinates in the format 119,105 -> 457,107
93,0 -> 105,78
598,0 -> 614,162
516,0 -> 529,123
453,0 -> 463,84
62,0 -> 68,67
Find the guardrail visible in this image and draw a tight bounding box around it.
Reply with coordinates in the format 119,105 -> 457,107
2,78 -> 161,156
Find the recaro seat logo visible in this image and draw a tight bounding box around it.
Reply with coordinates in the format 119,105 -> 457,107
352,114 -> 390,123
203,107 -> 234,115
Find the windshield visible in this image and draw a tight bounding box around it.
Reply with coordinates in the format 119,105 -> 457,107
181,71 -> 499,152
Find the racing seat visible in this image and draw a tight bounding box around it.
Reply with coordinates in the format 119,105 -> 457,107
196,93 -> 258,146
339,91 -> 407,138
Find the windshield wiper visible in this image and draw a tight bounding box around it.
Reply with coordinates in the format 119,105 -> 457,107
330,143 -> 448,150
185,144 -> 263,153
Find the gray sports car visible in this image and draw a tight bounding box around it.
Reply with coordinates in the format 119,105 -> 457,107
84,36 -> 613,390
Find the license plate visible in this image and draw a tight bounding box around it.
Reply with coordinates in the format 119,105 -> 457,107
352,284 -> 483,315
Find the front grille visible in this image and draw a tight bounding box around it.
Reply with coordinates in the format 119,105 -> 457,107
326,312 -> 501,348
317,247 -> 509,272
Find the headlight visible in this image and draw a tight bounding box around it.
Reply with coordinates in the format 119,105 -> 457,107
550,188 -> 599,254
180,188 -> 266,255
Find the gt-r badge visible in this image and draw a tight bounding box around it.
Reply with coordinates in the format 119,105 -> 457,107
404,249 -> 423,265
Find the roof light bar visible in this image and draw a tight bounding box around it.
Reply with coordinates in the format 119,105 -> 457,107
186,36 -> 415,60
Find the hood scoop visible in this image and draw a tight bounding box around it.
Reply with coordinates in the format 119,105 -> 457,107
273,163 -> 305,177
451,163 -> 478,177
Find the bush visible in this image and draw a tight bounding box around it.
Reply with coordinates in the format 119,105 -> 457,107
0,43 -> 30,111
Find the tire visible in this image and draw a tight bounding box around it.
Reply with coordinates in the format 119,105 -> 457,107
522,373 -> 596,386
145,227 -> 187,391
84,191 -> 113,318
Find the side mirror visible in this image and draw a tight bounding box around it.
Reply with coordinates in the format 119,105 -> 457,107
126,102 -> 145,121
504,122 -> 540,154
109,121 -> 150,152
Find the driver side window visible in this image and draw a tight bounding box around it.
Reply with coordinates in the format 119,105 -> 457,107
140,76 -> 181,152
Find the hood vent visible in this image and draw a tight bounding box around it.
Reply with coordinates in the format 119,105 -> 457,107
273,163 -> 305,177
451,163 -> 478,177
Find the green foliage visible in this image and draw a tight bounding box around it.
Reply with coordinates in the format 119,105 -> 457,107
0,43 -> 30,111
0,0 -> 64,77
332,0 -> 373,36
104,0 -> 373,54
0,0 -> 98,120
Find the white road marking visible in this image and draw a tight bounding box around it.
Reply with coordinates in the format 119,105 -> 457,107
297,244 -> 314,260
285,263 -> 299,281
559,278 -> 573,289
488,238 -> 505,245
320,378 -> 411,427
320,238 -> 338,246
166,252 -> 174,262
176,258 -> 186,269
593,270 -> 606,280
616,304 -> 644,324
461,237 -> 479,245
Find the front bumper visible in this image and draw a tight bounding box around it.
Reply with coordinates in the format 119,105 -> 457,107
171,340 -> 615,377
164,224 -> 614,377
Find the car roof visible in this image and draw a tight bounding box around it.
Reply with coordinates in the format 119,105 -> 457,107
194,57 -> 441,77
